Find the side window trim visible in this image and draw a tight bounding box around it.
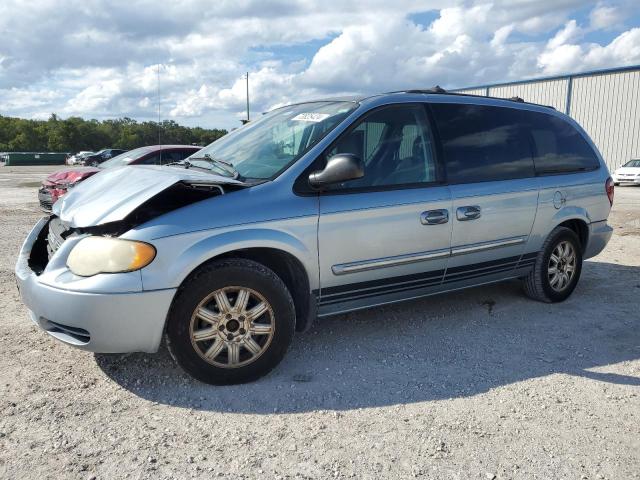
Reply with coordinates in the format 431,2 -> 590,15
311,102 -> 446,195
423,102 -> 447,185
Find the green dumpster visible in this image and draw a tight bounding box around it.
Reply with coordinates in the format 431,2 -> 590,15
3,152 -> 70,166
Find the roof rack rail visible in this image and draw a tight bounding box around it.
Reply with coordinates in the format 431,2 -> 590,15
396,88 -> 556,110
405,85 -> 447,94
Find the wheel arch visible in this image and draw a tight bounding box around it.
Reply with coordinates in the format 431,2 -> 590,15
551,210 -> 590,253
164,229 -> 318,332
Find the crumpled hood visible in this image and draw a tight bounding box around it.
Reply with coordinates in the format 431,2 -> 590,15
45,167 -> 99,184
53,165 -> 242,228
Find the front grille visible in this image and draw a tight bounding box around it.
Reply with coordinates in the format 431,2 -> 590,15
47,217 -> 68,259
38,189 -> 53,212
39,198 -> 53,211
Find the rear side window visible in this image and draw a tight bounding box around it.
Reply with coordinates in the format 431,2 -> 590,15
430,103 -> 534,184
523,111 -> 600,174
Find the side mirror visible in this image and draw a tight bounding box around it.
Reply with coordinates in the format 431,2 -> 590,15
308,153 -> 364,188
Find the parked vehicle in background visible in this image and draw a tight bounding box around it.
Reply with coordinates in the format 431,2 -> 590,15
612,159 -> 640,186
38,145 -> 201,211
17,91 -> 613,385
82,148 -> 127,166
66,151 -> 95,165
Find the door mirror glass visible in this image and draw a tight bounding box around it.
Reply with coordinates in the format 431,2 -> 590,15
308,153 -> 364,188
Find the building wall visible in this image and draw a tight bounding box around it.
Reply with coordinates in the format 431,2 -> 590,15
489,79 -> 569,113
570,70 -> 640,172
454,66 -> 640,171
456,87 -> 487,96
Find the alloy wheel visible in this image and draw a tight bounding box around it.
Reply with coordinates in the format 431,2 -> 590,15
189,286 -> 275,368
547,240 -> 577,292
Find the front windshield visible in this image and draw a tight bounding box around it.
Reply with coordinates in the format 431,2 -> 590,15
622,159 -> 640,168
99,147 -> 152,168
186,101 -> 357,179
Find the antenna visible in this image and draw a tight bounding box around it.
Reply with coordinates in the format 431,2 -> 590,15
246,72 -> 250,122
157,64 -> 161,146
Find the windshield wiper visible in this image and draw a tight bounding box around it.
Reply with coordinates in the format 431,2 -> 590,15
165,153 -> 242,180
165,160 -> 195,168
185,154 -> 241,179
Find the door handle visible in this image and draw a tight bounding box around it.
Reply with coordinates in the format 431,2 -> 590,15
420,209 -> 449,225
456,205 -> 481,221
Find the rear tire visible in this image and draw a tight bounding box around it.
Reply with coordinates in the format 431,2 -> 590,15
523,226 -> 583,303
165,258 -> 295,385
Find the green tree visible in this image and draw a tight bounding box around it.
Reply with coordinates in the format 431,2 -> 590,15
0,114 -> 227,153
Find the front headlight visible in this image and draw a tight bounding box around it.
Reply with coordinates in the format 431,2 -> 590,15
67,236 -> 156,277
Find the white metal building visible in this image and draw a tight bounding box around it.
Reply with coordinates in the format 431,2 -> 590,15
454,65 -> 640,171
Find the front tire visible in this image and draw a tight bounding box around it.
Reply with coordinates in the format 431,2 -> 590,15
523,226 -> 583,303
166,259 -> 296,385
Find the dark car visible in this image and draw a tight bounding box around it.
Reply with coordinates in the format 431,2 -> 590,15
82,148 -> 128,166
38,145 -> 202,211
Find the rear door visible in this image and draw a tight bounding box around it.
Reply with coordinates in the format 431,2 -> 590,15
316,103 -> 452,315
429,102 -> 539,285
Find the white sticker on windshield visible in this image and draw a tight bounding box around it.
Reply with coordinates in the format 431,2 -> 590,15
292,112 -> 331,122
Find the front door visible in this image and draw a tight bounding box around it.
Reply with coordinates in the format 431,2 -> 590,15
316,103 -> 452,315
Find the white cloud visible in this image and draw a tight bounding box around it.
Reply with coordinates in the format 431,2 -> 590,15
66,80 -> 122,112
0,0 -> 638,129
589,4 -> 624,30
547,20 -> 583,50
583,28 -> 640,67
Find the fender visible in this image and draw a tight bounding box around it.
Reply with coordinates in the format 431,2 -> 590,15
140,227 -> 318,292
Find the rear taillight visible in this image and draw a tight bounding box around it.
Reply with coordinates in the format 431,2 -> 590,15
605,177 -> 614,206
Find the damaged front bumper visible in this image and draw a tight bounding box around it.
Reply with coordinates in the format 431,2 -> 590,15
14,218 -> 176,353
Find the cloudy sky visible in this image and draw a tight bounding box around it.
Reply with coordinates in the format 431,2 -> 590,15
1,0 -> 639,129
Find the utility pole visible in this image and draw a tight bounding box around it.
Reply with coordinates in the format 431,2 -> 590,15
246,72 -> 250,122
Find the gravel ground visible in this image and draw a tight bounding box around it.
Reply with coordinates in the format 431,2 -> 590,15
1,166 -> 639,479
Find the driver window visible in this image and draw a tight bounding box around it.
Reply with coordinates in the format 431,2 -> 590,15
327,104 -> 437,189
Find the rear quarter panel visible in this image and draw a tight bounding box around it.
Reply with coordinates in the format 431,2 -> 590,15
526,169 -> 611,256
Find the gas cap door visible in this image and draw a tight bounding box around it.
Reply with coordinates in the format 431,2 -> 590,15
553,190 -> 566,209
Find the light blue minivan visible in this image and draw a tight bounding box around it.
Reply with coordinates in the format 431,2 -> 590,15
16,89 -> 614,384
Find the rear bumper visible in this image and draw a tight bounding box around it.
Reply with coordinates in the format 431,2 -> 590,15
15,218 -> 175,353
584,220 -> 613,259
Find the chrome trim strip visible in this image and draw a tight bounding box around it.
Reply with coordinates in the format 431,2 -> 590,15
332,236 -> 527,275
332,248 -> 450,275
451,236 -> 525,256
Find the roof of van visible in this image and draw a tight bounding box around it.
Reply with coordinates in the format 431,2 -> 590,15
302,87 -> 556,110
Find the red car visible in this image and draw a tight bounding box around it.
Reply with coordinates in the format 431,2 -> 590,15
38,145 -> 202,211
